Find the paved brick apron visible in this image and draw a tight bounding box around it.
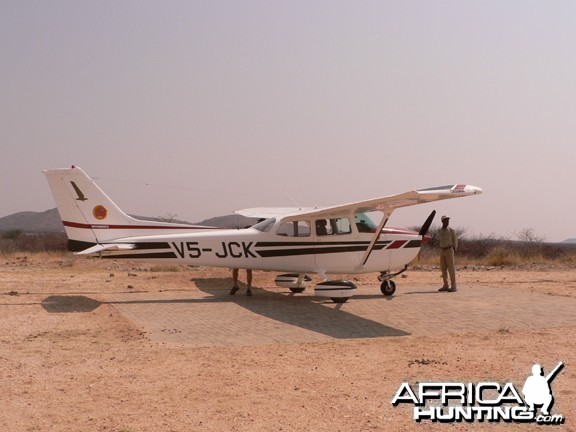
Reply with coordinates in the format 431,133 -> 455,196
104,285 -> 576,346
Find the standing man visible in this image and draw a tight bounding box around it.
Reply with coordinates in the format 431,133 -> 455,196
230,223 -> 256,297
230,268 -> 252,296
438,215 -> 458,292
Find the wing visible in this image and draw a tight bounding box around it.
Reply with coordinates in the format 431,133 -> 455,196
237,184 -> 482,222
234,207 -> 316,219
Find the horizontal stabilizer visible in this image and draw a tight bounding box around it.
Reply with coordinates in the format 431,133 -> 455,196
76,243 -> 136,255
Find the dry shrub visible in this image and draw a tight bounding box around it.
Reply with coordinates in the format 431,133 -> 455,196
483,245 -> 523,267
1,232 -> 67,254
558,253 -> 576,266
417,232 -> 576,267
149,265 -> 182,273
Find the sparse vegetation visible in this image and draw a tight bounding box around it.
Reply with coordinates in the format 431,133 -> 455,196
415,225 -> 576,267
149,264 -> 183,272
2,229 -> 23,240
0,231 -> 67,254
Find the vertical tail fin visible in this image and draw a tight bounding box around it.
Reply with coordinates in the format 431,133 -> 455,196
43,166 -> 213,251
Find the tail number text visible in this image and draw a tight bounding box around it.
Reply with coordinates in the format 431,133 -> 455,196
171,241 -> 257,259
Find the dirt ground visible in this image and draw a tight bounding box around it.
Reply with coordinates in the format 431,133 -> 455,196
1,254 -> 575,431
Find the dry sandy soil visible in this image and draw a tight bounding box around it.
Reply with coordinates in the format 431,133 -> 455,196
1,254 -> 575,432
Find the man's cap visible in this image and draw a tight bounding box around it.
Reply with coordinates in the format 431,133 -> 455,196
441,215 -> 450,221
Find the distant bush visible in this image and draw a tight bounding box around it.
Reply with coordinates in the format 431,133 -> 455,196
2,229 -> 24,240
0,232 -> 67,254
149,265 -> 183,272
416,226 -> 576,266
483,245 -> 523,266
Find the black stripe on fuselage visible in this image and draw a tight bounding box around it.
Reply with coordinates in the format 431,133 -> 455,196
132,242 -> 172,250
256,245 -> 369,258
255,239 -> 422,258
255,241 -> 389,258
101,242 -> 174,258
256,240 -> 380,247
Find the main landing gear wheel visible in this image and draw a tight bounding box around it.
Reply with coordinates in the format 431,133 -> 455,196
289,287 -> 306,294
330,297 -> 350,304
380,280 -> 396,296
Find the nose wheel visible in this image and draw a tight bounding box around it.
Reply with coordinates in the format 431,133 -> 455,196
380,280 -> 396,296
378,265 -> 407,296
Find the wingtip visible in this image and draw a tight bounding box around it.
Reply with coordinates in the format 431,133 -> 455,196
469,185 -> 483,195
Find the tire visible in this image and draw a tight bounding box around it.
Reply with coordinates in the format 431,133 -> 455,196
331,297 -> 349,303
380,280 -> 396,296
289,287 -> 306,293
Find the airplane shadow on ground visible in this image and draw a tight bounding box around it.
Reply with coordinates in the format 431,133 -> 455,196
42,295 -> 102,313
40,278 -> 411,340
192,278 -> 410,339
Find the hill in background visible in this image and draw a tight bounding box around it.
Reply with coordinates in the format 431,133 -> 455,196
0,209 -> 64,232
0,209 -> 258,232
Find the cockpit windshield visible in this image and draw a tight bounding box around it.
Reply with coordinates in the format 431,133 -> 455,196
354,212 -> 379,233
252,217 -> 276,233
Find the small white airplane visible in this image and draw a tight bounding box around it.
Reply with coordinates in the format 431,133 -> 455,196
44,166 -> 482,302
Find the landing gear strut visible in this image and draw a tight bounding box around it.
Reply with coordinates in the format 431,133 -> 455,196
378,265 -> 408,296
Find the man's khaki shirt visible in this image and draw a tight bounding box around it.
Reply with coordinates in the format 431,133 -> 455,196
439,227 -> 458,250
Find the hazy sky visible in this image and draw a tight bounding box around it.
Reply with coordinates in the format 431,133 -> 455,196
2,1 -> 575,241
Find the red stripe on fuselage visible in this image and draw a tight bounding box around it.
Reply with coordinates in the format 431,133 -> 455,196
387,240 -> 407,249
62,221 -> 220,230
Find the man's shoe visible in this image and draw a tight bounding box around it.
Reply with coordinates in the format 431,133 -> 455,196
448,287 -> 458,292
230,286 -> 239,295
438,287 -> 450,292
246,289 -> 252,297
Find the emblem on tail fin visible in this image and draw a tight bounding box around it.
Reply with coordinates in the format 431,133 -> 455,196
71,181 -> 88,201
92,205 -> 108,220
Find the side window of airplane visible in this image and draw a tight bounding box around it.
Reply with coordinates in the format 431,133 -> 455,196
315,218 -> 352,236
315,219 -> 330,236
332,218 -> 352,235
277,220 -> 311,237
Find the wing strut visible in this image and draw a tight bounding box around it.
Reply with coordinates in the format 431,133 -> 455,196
358,211 -> 391,269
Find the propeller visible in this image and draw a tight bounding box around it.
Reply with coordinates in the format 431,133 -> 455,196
419,210 -> 436,237
417,210 -> 436,261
